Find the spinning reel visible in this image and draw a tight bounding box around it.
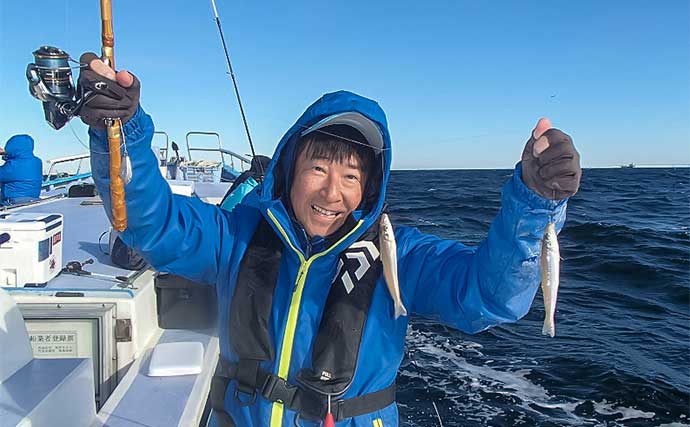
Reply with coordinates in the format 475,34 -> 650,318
26,46 -> 95,130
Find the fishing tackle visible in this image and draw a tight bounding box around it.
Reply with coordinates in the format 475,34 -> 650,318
209,0 -> 264,181
120,127 -> 133,184
26,46 -> 90,130
26,0 -> 128,232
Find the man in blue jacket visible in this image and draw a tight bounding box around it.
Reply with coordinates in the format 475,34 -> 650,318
79,54 -> 580,427
220,154 -> 272,212
0,135 -> 43,205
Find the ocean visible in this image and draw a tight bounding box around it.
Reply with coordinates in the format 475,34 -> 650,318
385,168 -> 690,427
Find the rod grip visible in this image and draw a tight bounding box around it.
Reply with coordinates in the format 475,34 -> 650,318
107,121 -> 127,231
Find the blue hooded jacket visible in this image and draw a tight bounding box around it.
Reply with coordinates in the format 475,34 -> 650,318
88,91 -> 567,427
0,135 -> 43,203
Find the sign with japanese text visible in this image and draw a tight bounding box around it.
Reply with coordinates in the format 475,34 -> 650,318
29,331 -> 78,357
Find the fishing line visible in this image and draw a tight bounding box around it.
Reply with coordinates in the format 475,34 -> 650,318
68,120 -> 119,156
68,121 -> 90,151
209,0 -> 263,179
209,0 -> 393,182
431,401 -> 444,427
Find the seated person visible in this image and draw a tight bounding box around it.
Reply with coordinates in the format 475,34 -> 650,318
0,135 -> 43,205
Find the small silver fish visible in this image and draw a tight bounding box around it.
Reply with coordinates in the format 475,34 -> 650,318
379,213 -> 407,319
540,222 -> 560,337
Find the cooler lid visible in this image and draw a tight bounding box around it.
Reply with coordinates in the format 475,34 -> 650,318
0,213 -> 63,231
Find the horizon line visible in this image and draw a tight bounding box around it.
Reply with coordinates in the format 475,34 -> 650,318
391,165 -> 690,171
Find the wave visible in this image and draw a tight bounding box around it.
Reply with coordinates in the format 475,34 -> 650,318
386,168 -> 690,426
398,326 -> 690,426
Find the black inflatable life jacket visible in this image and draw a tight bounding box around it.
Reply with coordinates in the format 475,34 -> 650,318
210,216 -> 396,426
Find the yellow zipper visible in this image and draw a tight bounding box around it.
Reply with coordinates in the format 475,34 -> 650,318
266,209 -> 363,426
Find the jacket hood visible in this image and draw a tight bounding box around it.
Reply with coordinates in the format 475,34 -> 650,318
4,135 -> 35,160
257,91 -> 392,254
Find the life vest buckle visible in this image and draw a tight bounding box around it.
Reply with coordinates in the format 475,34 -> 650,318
261,374 -> 298,406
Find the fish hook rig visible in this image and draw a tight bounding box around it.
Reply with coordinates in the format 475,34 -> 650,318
26,46 -> 93,130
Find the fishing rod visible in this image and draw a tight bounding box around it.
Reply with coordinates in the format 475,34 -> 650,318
99,0 -> 128,232
26,0 -> 128,231
209,0 -> 260,172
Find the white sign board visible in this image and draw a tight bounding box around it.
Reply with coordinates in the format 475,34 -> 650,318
28,331 -> 78,357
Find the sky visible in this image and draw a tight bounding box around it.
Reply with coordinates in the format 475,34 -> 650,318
0,0 -> 688,170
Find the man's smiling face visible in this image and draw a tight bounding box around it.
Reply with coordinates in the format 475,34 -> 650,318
289,147 -> 366,238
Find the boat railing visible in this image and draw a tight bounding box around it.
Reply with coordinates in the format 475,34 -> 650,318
42,153 -> 92,191
153,130 -> 170,165
185,131 -> 251,172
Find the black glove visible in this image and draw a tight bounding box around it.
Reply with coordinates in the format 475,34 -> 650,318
521,128 -> 581,200
77,52 -> 140,129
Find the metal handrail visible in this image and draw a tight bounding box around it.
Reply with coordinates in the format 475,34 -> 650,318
219,148 -> 251,165
44,153 -> 90,179
42,153 -> 92,190
153,131 -> 170,164
184,131 -> 250,172
185,131 -> 223,162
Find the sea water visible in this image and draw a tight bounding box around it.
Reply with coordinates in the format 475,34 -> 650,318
387,168 -> 689,427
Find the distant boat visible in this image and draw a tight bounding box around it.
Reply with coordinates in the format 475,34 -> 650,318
621,163 -> 635,169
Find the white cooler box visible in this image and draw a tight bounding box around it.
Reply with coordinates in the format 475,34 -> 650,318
0,213 -> 63,287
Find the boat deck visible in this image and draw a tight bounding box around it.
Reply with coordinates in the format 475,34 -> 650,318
95,328 -> 217,427
12,196 -> 135,290
1,181 -> 229,427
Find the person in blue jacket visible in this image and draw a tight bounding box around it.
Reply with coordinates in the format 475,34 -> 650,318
219,154 -> 272,212
0,135 -> 43,205
78,53 -> 581,427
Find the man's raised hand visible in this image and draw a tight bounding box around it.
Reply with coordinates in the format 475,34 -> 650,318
521,118 -> 581,200
77,52 -> 140,128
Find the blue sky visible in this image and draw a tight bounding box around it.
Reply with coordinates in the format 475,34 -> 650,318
1,0 -> 688,169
